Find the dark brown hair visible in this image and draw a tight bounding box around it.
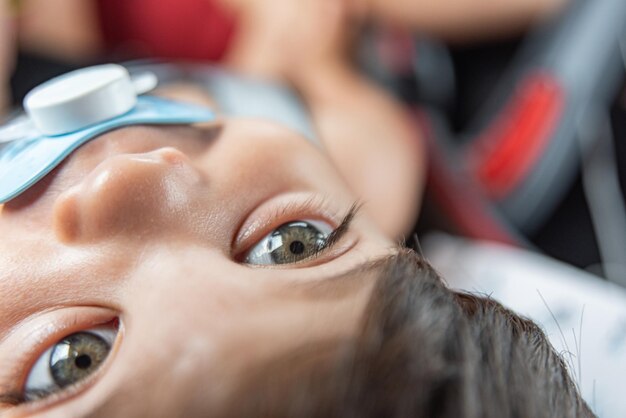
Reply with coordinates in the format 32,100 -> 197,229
220,250 -> 595,418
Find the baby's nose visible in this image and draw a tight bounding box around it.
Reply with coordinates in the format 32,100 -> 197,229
53,147 -> 205,243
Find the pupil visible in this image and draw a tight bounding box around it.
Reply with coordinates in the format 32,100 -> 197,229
289,240 -> 305,255
49,332 -> 112,390
75,355 -> 92,370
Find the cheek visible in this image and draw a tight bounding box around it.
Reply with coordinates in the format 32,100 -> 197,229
212,139 -> 352,201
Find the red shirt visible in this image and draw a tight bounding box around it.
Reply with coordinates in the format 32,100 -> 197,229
96,0 -> 238,62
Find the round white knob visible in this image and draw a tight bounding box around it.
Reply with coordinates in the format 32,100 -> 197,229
24,64 -> 137,136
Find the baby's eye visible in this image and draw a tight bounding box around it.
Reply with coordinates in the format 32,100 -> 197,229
245,220 -> 333,265
24,326 -> 117,402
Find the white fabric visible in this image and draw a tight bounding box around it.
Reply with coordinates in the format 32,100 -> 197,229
425,233 -> 626,418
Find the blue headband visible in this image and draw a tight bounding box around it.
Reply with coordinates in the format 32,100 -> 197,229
0,64 -> 215,204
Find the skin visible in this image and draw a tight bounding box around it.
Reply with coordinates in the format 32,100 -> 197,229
0,119 -> 400,416
361,0 -> 569,41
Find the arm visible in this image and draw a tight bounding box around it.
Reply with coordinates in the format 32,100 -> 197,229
294,62 -> 425,239
362,0 -> 569,41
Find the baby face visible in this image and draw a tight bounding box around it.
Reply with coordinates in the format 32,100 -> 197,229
0,118 -> 397,416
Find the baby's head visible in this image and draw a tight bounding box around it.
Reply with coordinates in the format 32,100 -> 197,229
0,65 -> 591,417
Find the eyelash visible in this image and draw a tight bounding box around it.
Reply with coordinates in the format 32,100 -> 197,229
305,202 -> 360,260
